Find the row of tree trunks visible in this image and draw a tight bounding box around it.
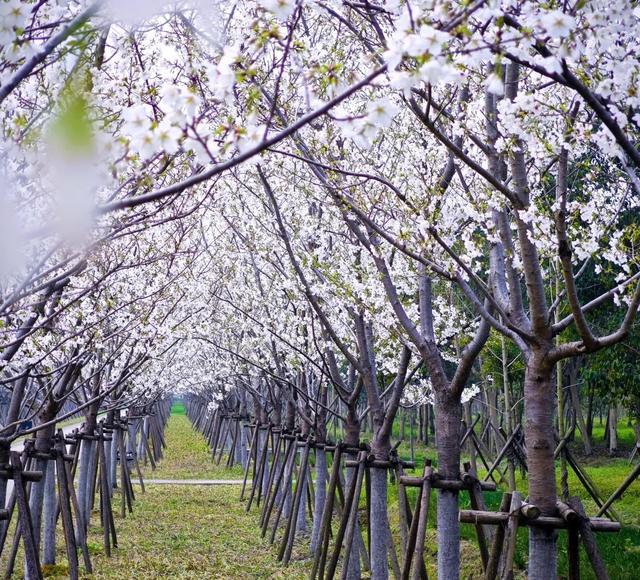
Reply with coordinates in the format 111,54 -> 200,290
0,400 -> 170,578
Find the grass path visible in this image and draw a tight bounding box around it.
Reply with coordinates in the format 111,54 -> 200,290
44,412 -> 311,579
140,412 -> 244,480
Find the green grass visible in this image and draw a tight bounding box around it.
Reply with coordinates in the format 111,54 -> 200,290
574,417 -> 637,452
37,410 -> 311,579
142,414 -> 244,480
77,485 -> 311,579
14,407 -> 636,579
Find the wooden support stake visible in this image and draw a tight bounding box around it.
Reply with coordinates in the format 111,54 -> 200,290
568,497 -> 610,580
269,437 -> 297,545
55,450 -> 79,580
595,460 -> 640,518
339,451 -> 366,580
259,432 -> 283,528
499,491 -> 521,579
568,524 -> 580,580
12,452 -> 42,580
312,444 -> 342,580
485,492 -> 511,580
410,463 -> 433,580
564,448 -> 618,521
463,461 -> 491,570
280,439 -> 311,565
325,451 -> 363,580
397,463 -> 411,563
64,443 -> 95,566
261,436 -> 292,538
240,424 -> 258,501
247,428 -> 270,512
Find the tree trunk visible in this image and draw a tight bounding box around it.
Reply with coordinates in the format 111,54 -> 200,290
138,417 -> 147,459
486,386 -> 499,455
105,434 -> 113,491
435,391 -> 462,580
26,421 -> 56,578
110,431 -> 118,492
310,448 -> 327,553
240,424 -> 248,470
86,439 -> 98,525
43,461 -> 57,565
77,437 -> 95,531
127,419 -> 137,456
296,453 -> 307,534
260,429 -> 271,496
26,456 -> 47,579
609,406 -> 618,455
234,422 -> 243,465
586,387 -> 594,440
341,407 -> 363,578
524,353 -> 558,580
0,445 -> 9,539
369,467 -> 389,580
343,460 -> 362,579
569,363 -> 591,455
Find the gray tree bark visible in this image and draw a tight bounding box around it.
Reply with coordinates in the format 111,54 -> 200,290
42,461 -> 57,565
310,448 -> 327,552
435,392 -> 462,580
524,354 -> 558,580
369,466 -> 389,580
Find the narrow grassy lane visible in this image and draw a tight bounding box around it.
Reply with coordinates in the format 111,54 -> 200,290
47,410 -> 311,579
140,412 -> 244,480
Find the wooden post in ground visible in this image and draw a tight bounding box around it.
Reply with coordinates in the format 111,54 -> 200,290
279,439 -> 311,565
55,444 -> 80,580
269,435 -> 298,545
463,461 -> 491,571
339,451 -> 366,580
499,491 -> 522,579
410,462 -> 432,580
261,436 -> 293,537
12,451 -> 43,580
568,497 -> 610,580
312,444 -> 342,580
240,424 -> 258,501
485,493 -> 512,580
325,450 -> 364,580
